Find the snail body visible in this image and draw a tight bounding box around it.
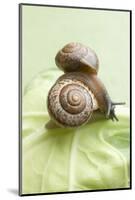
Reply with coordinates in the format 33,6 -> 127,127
47,42 -> 124,127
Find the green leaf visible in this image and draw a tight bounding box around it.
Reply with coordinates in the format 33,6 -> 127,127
22,71 -> 130,194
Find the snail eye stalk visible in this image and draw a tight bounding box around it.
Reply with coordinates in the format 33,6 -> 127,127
108,102 -> 126,121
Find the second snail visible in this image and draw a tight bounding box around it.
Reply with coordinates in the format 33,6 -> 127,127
47,42 -> 125,128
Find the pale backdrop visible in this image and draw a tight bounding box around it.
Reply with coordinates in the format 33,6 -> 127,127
22,5 -> 130,105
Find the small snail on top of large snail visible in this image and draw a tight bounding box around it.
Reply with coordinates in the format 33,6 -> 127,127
47,42 -> 125,128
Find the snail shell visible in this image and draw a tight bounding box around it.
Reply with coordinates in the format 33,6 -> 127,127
47,72 -> 98,127
55,42 -> 99,74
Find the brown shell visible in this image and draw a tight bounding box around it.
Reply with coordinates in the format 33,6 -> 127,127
47,73 -> 98,127
55,42 -> 99,74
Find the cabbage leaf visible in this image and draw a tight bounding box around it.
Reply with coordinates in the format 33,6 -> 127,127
22,70 -> 130,194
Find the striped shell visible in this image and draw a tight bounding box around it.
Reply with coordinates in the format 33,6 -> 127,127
55,42 -> 99,74
47,72 -> 98,127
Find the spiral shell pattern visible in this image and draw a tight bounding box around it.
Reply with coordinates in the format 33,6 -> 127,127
47,73 -> 98,127
55,42 -> 99,73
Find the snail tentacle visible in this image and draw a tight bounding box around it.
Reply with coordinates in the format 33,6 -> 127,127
106,102 -> 125,121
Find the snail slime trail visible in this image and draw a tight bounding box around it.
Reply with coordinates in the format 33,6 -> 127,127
47,42 -> 125,128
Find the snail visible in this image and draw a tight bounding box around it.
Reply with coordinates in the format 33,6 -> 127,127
55,42 -> 99,74
47,42 -> 125,128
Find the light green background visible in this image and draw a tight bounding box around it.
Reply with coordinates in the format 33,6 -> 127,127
22,5 -> 130,105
